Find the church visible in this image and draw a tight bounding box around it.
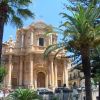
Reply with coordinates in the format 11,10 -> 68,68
2,21 -> 71,90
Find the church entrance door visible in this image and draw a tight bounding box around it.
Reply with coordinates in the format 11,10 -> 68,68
37,72 -> 45,87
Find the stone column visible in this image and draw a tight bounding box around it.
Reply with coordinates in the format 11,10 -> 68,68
48,65 -> 51,88
21,33 -> 24,48
28,54 -> 33,89
63,67 -> 65,84
30,32 -> 34,45
34,73 -> 37,89
19,56 -> 23,86
50,34 -> 52,44
46,74 -> 48,88
7,55 -> 12,89
51,59 -> 54,89
63,60 -> 69,87
54,61 -> 58,87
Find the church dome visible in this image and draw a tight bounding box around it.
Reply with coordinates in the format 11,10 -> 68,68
31,21 -> 49,29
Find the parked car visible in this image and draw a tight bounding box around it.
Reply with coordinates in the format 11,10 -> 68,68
36,88 -> 54,100
37,88 -> 53,95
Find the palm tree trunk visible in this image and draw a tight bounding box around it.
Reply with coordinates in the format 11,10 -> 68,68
81,46 -> 92,100
0,18 -> 4,65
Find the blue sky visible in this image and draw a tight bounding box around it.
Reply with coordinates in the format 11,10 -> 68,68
3,0 -> 68,42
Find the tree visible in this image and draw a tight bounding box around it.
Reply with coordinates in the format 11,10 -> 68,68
0,0 -> 34,64
91,46 -> 100,99
0,65 -> 6,89
7,88 -> 42,100
44,3 -> 100,100
68,0 -> 100,6
94,72 -> 100,100
0,66 -> 6,83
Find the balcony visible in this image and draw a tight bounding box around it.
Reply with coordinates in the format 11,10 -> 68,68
2,47 -> 25,55
2,45 -> 64,55
2,45 -> 47,55
2,47 -> 15,55
26,45 -> 46,53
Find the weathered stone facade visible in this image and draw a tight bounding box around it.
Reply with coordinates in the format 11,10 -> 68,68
2,21 -> 71,90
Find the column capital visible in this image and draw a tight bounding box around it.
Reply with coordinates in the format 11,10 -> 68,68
49,56 -> 54,62
9,55 -> 12,60
21,33 -> 24,35
20,29 -> 25,35
30,54 -> 33,60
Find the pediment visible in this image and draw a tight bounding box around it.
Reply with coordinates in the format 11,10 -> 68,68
31,21 -> 48,29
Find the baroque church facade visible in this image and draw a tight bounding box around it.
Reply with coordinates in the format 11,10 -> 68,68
2,21 -> 71,90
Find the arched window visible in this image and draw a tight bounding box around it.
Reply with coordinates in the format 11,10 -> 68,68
39,38 -> 44,46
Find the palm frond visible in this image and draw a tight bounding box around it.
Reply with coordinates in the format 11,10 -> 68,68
8,88 -> 42,100
8,6 -> 15,15
18,0 -> 32,6
93,37 -> 100,47
9,0 -> 32,7
44,43 -> 65,59
11,15 -> 23,28
17,8 -> 34,19
0,0 -> 34,27
60,13 -> 77,27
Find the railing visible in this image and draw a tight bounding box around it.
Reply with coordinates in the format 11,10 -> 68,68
25,45 -> 46,53
2,45 -> 46,55
2,47 -> 26,55
2,45 -> 65,55
2,47 -> 15,55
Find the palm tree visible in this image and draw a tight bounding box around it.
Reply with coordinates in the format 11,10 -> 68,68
44,3 -> 100,100
0,0 -> 34,64
6,88 -> 42,100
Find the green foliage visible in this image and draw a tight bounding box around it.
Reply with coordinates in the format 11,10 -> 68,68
91,46 -> 100,82
0,0 -> 34,28
0,0 -> 34,65
7,88 -> 42,100
94,72 -> 100,82
69,0 -> 100,6
44,3 -> 100,58
0,66 -> 7,83
44,2 -> 100,100
44,43 -> 65,59
61,4 -> 100,48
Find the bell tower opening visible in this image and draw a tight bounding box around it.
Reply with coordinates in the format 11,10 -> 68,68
39,38 -> 44,46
